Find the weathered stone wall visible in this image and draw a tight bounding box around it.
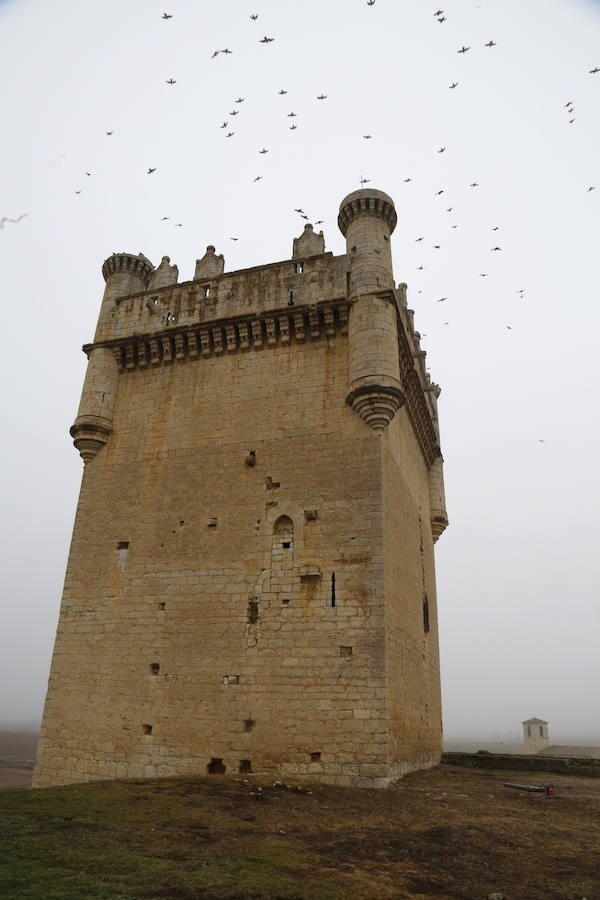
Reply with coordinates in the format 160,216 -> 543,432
382,410 -> 443,778
35,316 -> 392,787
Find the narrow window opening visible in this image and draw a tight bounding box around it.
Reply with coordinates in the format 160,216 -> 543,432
142,724 -> 152,735
158,601 -> 166,611
116,541 -> 129,550
207,757 -> 226,774
247,599 -> 259,624
150,662 -> 160,675
331,572 -> 336,607
539,726 -> 544,737
207,517 -> 217,528
282,541 -> 291,549
223,674 -> 240,685
423,594 -> 430,634
289,290 -> 294,304
243,718 -> 255,733
204,286 -> 210,298
310,751 -> 321,762
295,262 -> 304,274
527,726 -> 531,737
340,646 -> 352,658
239,760 -> 252,774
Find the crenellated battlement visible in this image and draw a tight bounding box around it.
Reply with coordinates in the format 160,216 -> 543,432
102,252 -> 154,287
103,252 -> 347,343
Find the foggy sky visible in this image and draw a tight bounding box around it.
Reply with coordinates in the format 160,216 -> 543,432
1,0 -> 599,741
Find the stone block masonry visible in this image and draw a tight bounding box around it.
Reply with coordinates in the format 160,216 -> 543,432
34,188 -> 449,789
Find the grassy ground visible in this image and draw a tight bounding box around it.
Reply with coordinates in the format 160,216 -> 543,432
1,765 -> 599,899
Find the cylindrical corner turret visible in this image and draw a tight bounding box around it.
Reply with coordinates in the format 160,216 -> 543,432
338,188 -> 397,295
428,456 -> 449,542
339,189 -> 403,432
71,252 -> 153,464
96,252 -> 154,342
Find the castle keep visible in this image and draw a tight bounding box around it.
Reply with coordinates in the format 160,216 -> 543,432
34,188 -> 448,789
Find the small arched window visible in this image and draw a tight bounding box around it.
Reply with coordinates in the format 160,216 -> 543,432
273,515 -> 294,550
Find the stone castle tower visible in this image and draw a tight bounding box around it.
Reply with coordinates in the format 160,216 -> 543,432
34,188 -> 448,789
522,718 -> 550,754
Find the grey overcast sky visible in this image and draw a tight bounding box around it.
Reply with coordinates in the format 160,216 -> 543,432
1,0 -> 599,741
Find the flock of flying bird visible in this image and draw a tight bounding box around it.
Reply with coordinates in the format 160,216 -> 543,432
5,4 -> 599,344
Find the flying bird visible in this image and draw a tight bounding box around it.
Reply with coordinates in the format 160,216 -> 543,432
294,208 -> 305,213
317,94 -> 327,100
250,13 -> 258,20
438,16 -> 446,22
470,182 -> 479,187
235,97 -> 245,103
403,177 -> 413,182
433,8 -> 443,15
360,177 -> 370,185
485,40 -> 496,47
229,110 -> 239,115
260,36 -> 274,43
166,78 -> 176,84
491,226 -> 499,230
564,101 -> 574,107
417,266 -> 424,270
230,237 -> 239,242
287,111 -> 297,117
446,207 -> 453,212
433,244 -> 441,249
479,273 -> 487,277
290,124 -> 297,130
438,147 -> 445,153
506,325 -> 512,330
211,50 -> 220,58
315,219 -> 324,224
278,89 -> 288,95
569,118 -> 575,124
367,0 -> 375,5
589,67 -> 600,74
259,148 -> 269,154
221,122 -> 228,128
588,186 -> 596,192
226,132 -> 235,137
106,130 -> 114,135
415,236 -> 424,242
449,82 -> 458,89
435,189 -> 444,195
147,167 -> 156,174
253,176 -> 263,182
161,216 -> 170,221
458,46 -> 470,53
437,297 -> 447,302
491,246 -> 502,251
162,12 -> 173,19
300,214 -> 309,220
538,439 -> 546,443
363,134 -> 373,139
174,223 -> 183,227
0,213 -> 28,228
221,48 -> 233,54
74,190 -> 81,194
85,171 -> 92,176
